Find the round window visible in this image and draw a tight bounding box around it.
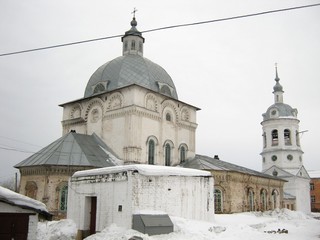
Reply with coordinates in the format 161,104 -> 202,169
272,155 -> 277,161
287,154 -> 293,160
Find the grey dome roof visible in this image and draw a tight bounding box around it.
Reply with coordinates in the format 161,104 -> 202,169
84,54 -> 178,99
263,103 -> 297,121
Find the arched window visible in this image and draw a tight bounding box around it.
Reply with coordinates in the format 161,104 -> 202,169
284,129 -> 291,145
160,85 -> 172,97
139,41 -> 143,52
180,146 -> 186,163
124,40 -> 128,51
271,189 -> 279,210
25,181 -> 37,199
131,40 -> 135,50
93,83 -> 105,94
272,129 -> 278,146
59,184 -> 68,211
165,143 -> 171,166
260,189 -> 267,211
148,140 -> 155,165
248,188 -> 255,211
214,189 -> 223,213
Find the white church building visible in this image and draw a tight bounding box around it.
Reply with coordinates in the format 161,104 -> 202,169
60,16 -> 198,166
261,67 -> 311,213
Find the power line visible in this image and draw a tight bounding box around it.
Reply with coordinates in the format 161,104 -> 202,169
0,145 -> 36,154
1,3 -> 319,57
0,135 -> 43,148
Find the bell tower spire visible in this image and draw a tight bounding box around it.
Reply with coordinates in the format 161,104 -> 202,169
121,9 -> 145,56
273,63 -> 284,103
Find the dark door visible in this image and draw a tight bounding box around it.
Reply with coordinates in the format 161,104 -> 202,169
89,197 -> 97,235
0,213 -> 31,240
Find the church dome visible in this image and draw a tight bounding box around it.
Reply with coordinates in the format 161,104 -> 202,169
263,103 -> 297,121
84,17 -> 178,99
84,54 -> 178,99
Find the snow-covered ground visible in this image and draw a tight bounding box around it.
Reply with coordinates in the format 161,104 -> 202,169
37,209 -> 320,240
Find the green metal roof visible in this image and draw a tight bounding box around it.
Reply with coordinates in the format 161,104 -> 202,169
15,132 -> 119,168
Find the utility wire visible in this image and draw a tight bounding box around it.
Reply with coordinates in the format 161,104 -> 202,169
0,2 -> 320,57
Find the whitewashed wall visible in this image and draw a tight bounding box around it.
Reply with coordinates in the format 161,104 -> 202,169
67,169 -> 214,232
132,174 -> 214,221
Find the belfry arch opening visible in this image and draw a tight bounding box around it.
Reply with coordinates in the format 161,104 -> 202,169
271,129 -> 278,146
284,129 -> 291,145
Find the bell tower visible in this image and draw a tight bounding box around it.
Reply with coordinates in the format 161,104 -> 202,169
260,66 -> 303,172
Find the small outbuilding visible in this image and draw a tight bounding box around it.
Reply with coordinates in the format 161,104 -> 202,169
67,164 -> 214,238
0,186 -> 51,240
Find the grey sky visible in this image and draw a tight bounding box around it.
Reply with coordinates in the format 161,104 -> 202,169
1,0 -> 320,181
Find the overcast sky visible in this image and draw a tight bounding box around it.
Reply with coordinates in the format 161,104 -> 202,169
1,0 -> 320,181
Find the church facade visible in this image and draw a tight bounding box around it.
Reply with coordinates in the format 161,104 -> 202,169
60,17 -> 198,166
260,67 -> 311,213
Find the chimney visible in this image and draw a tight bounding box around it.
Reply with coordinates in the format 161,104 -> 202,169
214,155 -> 219,160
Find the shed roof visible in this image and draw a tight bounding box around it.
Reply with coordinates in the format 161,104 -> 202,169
0,186 -> 51,219
15,132 -> 120,168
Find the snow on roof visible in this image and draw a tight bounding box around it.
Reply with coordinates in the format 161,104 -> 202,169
0,186 -> 49,215
72,164 -> 212,178
308,170 -> 320,178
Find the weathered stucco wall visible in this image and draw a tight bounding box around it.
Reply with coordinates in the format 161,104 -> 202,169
67,168 -> 214,232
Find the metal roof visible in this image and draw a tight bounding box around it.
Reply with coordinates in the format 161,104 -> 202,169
181,154 -> 284,181
15,132 -> 119,168
84,54 -> 178,99
263,103 -> 297,121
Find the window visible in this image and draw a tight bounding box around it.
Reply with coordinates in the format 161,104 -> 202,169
311,195 -> 316,203
284,129 -> 291,145
124,40 -> 128,51
160,85 -> 171,96
310,183 -> 315,191
93,83 -> 105,94
271,189 -> 279,209
59,185 -> 68,211
214,189 -> 223,213
148,140 -> 155,165
131,40 -> 135,50
166,113 -> 171,121
139,41 -> 143,52
180,146 -> 186,163
165,143 -> 171,166
248,189 -> 255,211
260,189 -> 267,211
272,130 -> 278,146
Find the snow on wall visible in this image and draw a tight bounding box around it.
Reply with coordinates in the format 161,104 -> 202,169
72,164 -> 212,178
68,165 -> 214,232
